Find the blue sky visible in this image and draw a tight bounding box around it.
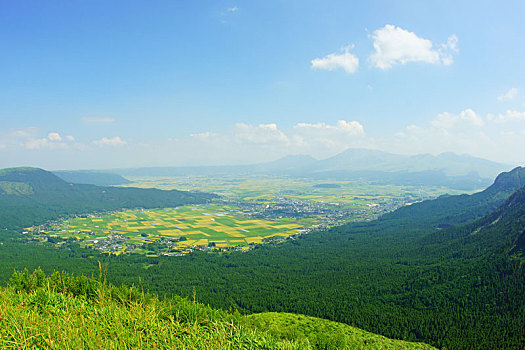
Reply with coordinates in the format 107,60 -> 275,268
1,0 -> 525,169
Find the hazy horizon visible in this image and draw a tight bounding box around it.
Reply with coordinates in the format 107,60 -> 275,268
3,147 -> 517,174
2,1 -> 525,169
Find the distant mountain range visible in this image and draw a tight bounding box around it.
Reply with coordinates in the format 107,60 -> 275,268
108,149 -> 512,190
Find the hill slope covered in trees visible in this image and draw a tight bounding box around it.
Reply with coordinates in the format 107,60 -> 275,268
0,167 -> 216,230
53,170 -> 133,186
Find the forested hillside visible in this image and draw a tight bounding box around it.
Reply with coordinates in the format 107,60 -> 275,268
0,167 -> 524,349
53,170 -> 132,186
381,166 -> 525,227
0,167 -> 216,230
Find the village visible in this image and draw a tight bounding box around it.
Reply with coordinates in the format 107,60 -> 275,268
21,189 -> 428,257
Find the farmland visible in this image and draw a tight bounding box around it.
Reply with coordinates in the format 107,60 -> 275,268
29,204 -> 307,255
121,175 -> 470,219
26,175 -> 471,256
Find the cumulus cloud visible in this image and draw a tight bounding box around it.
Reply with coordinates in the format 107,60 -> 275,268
445,35 -> 459,52
488,109 -> 525,123
194,120 -> 369,159
430,109 -> 484,129
498,88 -> 518,102
234,123 -> 289,145
165,120 -> 370,164
165,114 -> 525,165
82,117 -> 116,123
389,107 -> 525,164
294,120 -> 365,136
47,132 -> 62,142
23,131 -> 76,150
369,25 -> 458,69
311,45 -> 359,74
393,109 -> 494,158
92,136 -> 126,147
292,120 -> 368,155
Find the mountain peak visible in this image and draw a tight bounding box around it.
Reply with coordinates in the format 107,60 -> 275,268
488,166 -> 525,193
261,154 -> 318,171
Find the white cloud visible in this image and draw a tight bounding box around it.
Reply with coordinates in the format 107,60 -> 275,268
0,128 -> 37,149
234,123 -> 289,145
393,109 -> 494,158
47,132 -> 62,142
311,45 -> 359,74
26,138 -> 63,150
291,120 -> 369,156
227,6 -> 238,12
22,131 -> 76,150
65,135 -> 75,141
430,109 -> 484,129
163,120 -> 370,164
369,25 -> 458,69
488,109 -> 525,123
388,108 -> 525,165
300,120 -> 367,155
92,136 -> 126,147
82,117 -> 116,123
498,88 -> 518,101
445,35 -> 459,52
189,132 -> 218,140
294,120 -> 365,136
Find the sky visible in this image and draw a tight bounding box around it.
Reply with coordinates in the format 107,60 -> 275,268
1,0 -> 525,170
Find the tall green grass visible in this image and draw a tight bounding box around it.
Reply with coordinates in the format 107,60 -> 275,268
0,269 -> 435,349
1,268 -> 300,349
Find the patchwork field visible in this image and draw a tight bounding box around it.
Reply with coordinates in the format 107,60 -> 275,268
38,204 -> 305,254
28,175 -> 471,256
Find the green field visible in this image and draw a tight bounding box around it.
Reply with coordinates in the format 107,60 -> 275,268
121,175 -> 468,207
33,204 -> 305,255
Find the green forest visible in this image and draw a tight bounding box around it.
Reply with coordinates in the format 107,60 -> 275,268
0,167 -> 524,349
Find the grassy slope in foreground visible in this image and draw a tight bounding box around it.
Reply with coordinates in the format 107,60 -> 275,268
246,312 -> 435,350
0,269 -> 435,350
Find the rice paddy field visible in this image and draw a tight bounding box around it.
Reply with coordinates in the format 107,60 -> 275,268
30,175 -> 469,256
37,204 -> 306,255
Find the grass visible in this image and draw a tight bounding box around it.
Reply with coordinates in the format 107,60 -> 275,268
0,269 -> 299,349
0,269 -> 436,350
246,313 -> 437,350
